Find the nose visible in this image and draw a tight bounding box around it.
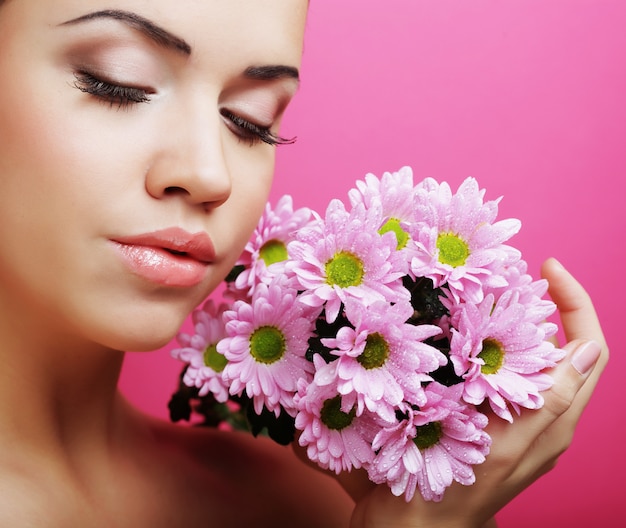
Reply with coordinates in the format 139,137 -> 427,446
145,102 -> 232,209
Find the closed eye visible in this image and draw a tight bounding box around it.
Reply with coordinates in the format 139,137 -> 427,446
73,70 -> 153,109
219,109 -> 296,147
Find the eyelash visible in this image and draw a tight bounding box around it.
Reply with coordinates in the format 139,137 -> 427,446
220,109 -> 296,147
73,70 -> 152,109
73,71 -> 296,147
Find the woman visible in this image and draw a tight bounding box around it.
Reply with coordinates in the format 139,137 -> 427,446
0,1 -> 608,527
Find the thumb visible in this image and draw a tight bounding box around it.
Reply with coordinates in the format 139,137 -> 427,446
291,437 -> 375,502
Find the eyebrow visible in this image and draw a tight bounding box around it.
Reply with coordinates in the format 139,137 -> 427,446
59,10 -> 300,82
59,9 -> 192,55
244,65 -> 300,83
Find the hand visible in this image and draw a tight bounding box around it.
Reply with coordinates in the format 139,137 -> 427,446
340,258 -> 608,528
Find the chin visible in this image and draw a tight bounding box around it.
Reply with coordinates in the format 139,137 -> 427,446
78,290 -> 206,352
121,335 -> 177,353
93,330 -> 176,353
96,312 -> 189,352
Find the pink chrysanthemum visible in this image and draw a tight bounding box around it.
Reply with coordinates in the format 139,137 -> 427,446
167,170 -> 568,505
293,368 -> 380,474
171,299 -> 230,402
287,199 -> 409,323
409,177 -> 521,304
449,290 -> 565,422
218,278 -> 315,417
368,383 -> 491,502
316,299 -> 445,421
227,195 -> 315,300
348,166 -> 417,251
484,259 -> 558,330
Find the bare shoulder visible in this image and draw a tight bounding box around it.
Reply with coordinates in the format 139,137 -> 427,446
0,474 -> 42,528
142,416 -> 354,527
0,463 -> 92,528
0,412 -> 354,527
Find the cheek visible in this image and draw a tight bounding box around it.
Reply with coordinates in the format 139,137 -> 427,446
0,65 -> 111,208
0,68 -> 68,234
232,149 -> 276,239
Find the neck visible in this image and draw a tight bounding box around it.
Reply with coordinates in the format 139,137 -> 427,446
0,306 -> 129,461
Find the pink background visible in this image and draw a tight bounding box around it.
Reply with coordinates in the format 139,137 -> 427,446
120,1 -> 626,525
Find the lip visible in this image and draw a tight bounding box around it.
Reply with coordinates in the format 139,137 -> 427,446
111,227 -> 215,287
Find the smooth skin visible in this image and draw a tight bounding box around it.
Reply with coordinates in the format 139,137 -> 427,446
0,1 -> 608,527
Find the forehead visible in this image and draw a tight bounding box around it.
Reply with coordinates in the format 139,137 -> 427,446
1,0 -> 308,68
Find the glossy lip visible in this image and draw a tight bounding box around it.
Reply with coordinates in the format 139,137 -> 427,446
111,227 -> 215,287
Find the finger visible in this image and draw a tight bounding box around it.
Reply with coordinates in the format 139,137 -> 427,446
541,258 -> 607,348
540,338 -> 602,422
333,467 -> 377,503
505,340 -> 603,484
485,338 -> 602,463
542,257 -> 608,404
292,435 -> 375,502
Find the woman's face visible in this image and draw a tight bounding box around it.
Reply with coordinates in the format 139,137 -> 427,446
0,0 -> 307,351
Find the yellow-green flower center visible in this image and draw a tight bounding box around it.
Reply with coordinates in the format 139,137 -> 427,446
259,239 -> 288,266
320,396 -> 356,431
249,325 -> 285,364
478,338 -> 505,374
379,218 -> 410,250
203,343 -> 228,373
325,251 -> 364,288
413,421 -> 443,450
436,233 -> 469,267
357,332 -> 390,370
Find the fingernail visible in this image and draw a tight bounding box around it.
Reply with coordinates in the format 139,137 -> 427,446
550,257 -> 566,272
571,340 -> 602,375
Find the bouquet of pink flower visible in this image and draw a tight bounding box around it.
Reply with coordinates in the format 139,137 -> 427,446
169,166 -> 564,502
